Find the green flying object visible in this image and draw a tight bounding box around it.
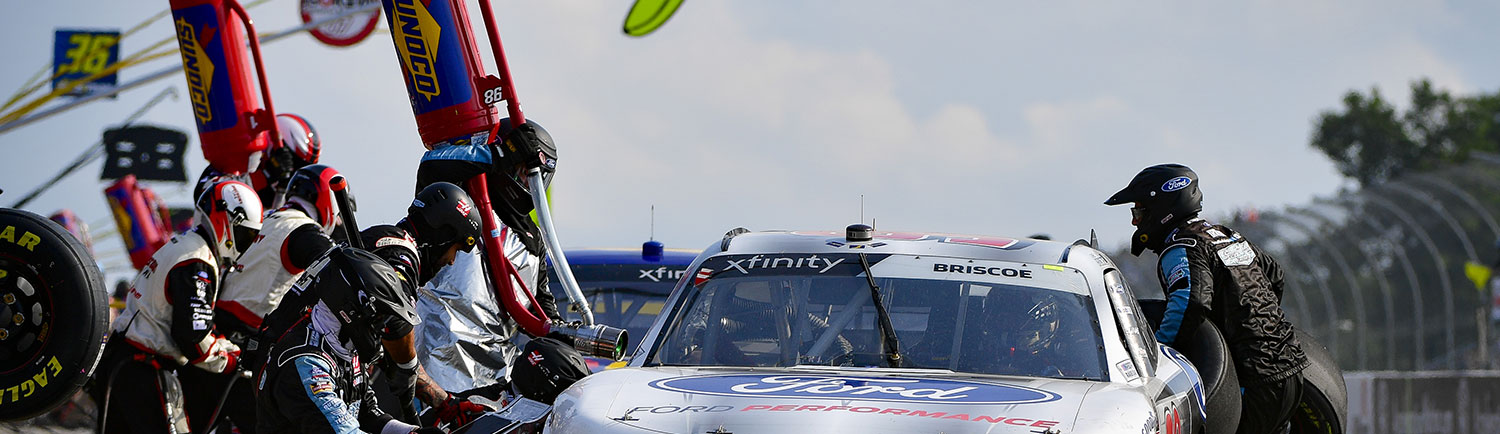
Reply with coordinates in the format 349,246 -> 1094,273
623,0 -> 683,37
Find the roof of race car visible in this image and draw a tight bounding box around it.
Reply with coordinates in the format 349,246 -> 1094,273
714,228 -> 1079,266
559,247 -> 699,266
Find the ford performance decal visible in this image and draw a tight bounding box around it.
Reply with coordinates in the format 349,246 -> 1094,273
648,374 -> 1061,405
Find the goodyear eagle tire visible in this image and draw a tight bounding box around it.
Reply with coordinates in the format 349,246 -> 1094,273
0,208 -> 108,421
1290,330 -> 1346,434
1180,320 -> 1240,434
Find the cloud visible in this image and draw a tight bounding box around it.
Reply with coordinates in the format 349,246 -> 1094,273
1022,96 -> 1129,152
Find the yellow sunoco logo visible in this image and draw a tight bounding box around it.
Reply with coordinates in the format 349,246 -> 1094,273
175,17 -> 216,124
392,0 -> 442,101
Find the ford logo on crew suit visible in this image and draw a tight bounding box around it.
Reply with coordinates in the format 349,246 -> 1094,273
648,374 -> 1062,405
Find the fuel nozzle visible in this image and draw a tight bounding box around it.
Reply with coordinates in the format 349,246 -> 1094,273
550,322 -> 629,361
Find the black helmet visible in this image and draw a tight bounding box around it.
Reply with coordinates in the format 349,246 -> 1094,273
510,337 -> 589,404
1104,163 -> 1202,256
491,118 -> 557,217
1006,295 -> 1061,356
405,182 -> 482,284
314,247 -> 421,362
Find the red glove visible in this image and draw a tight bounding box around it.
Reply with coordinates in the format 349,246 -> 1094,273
221,350 -> 240,374
432,393 -> 489,427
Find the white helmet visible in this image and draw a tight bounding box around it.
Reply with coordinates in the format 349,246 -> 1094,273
260,113 -> 323,189
195,180 -> 264,264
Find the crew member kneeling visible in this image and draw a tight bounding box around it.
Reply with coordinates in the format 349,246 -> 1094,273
254,247 -> 438,434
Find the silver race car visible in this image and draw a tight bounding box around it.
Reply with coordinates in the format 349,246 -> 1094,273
540,225 -> 1240,434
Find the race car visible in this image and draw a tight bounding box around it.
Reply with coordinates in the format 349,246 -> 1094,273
542,225 -> 1239,433
547,242 -> 698,371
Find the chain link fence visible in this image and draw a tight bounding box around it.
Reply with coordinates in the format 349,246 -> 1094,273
1112,155 -> 1500,372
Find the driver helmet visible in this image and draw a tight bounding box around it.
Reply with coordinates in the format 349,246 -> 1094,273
1006,294 -> 1061,356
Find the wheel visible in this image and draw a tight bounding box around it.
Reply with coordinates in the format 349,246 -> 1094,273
1180,320 -> 1240,434
1138,299 -> 1239,433
0,208 -> 109,421
1290,330 -> 1346,433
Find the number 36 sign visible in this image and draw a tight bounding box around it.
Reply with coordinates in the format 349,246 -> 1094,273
53,29 -> 121,98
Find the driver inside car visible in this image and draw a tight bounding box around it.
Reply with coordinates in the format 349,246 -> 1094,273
967,290 -> 1096,378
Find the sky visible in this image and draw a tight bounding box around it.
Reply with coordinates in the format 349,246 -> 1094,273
2,0 -> 1498,283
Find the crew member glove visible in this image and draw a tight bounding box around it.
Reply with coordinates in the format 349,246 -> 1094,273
220,349 -> 240,375
497,122 -> 553,173
385,359 -> 420,423
432,393 -> 490,428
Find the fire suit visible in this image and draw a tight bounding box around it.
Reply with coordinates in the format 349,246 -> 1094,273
255,304 -> 419,434
1153,218 -> 1308,434
415,222 -> 559,392
218,207 -> 333,339
93,229 -> 240,434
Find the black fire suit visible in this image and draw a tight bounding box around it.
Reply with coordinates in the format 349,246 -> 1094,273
255,312 -> 416,434
1152,218 -> 1308,434
247,226 -> 414,366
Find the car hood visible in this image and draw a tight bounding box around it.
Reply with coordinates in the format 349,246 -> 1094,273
548,366 -> 1106,434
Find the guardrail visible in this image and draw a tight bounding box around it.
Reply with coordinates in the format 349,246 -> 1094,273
1345,371 -> 1500,434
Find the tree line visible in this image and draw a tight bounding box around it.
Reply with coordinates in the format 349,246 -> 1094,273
1312,79 -> 1500,186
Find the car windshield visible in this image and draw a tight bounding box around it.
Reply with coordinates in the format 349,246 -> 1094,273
649,253 -> 1107,381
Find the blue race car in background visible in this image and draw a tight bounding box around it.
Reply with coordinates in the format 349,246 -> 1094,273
548,241 -> 697,370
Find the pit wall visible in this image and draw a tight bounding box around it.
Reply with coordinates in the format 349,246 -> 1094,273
1345,371 -> 1500,433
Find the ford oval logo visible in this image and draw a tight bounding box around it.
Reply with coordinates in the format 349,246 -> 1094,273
648,374 -> 1061,405
1161,176 -> 1192,192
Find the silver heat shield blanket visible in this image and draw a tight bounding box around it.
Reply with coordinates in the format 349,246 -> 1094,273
415,223 -> 543,392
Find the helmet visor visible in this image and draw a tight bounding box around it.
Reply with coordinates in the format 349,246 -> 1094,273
1130,206 -> 1147,226
233,225 -> 259,255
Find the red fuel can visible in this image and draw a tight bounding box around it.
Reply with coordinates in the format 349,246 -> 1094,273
381,0 -> 502,149
104,176 -> 167,270
169,0 -> 277,174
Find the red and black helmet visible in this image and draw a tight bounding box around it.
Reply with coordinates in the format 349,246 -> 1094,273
284,164 -> 345,234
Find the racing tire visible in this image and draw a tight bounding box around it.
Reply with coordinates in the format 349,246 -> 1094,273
1289,330 -> 1346,434
1180,320 -> 1240,434
0,208 -> 109,421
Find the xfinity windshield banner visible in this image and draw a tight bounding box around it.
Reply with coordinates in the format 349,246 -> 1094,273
692,253 -> 886,285
692,253 -> 1085,294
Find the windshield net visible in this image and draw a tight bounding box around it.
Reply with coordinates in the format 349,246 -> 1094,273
651,253 -> 1107,380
